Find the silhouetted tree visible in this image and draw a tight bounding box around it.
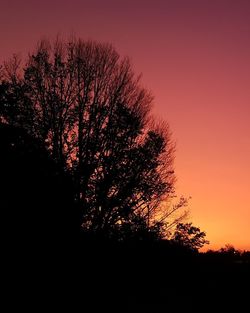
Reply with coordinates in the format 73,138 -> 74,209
0,38 -> 185,240
172,222 -> 209,251
217,244 -> 242,260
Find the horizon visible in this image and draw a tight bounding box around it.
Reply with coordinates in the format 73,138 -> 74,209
0,0 -> 249,250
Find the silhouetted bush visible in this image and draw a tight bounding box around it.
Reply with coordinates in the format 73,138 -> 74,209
0,123 -> 77,243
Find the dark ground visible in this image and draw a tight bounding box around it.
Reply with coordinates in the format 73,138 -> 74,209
79,241 -> 250,313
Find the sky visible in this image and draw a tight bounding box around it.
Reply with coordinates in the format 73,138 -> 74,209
0,0 -> 250,250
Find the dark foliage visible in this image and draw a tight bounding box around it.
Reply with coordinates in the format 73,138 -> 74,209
172,222 -> 209,251
0,123 -> 77,238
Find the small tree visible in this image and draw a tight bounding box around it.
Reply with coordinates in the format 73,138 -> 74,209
172,222 -> 209,251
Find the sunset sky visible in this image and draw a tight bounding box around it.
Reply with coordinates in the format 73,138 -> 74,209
1,0 -> 249,250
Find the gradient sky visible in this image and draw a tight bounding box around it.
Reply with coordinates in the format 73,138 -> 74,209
1,0 -> 250,250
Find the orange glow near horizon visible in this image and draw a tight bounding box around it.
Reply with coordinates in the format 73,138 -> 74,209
0,0 -> 249,250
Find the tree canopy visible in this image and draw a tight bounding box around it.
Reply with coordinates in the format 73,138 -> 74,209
0,37 -> 189,241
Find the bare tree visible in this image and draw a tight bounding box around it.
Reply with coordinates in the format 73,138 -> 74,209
0,37 -> 186,239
